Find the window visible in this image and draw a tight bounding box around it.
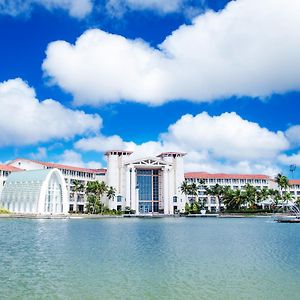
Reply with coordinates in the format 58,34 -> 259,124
117,195 -> 122,202
173,196 -> 178,203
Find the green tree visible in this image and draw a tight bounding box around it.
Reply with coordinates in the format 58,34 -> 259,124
223,187 -> 236,210
180,180 -> 191,196
107,186 -> 116,202
243,184 -> 257,208
256,187 -> 270,203
86,181 -> 108,214
205,184 -> 224,212
184,202 -> 190,214
189,182 -> 199,203
282,192 -> 294,204
268,188 -> 281,205
275,173 -> 290,199
227,189 -> 246,210
275,173 -> 290,212
191,201 -> 200,214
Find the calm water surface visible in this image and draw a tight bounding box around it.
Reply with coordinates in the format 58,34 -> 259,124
0,217 -> 300,299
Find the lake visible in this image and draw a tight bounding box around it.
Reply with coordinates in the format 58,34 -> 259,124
0,217 -> 300,299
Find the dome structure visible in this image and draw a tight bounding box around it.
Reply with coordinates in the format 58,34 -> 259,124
0,168 -> 68,214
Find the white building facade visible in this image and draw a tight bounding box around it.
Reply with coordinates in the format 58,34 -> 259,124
185,172 -> 276,212
0,152 -> 299,215
105,151 -> 186,214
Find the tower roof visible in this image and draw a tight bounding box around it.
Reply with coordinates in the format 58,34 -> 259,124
105,150 -> 133,156
157,152 -> 187,157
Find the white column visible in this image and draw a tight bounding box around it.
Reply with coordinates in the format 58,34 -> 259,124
135,187 -> 139,215
125,166 -> 131,208
163,168 -> 170,215
131,168 -> 139,214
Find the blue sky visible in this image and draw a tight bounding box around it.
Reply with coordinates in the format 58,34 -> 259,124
0,0 -> 300,178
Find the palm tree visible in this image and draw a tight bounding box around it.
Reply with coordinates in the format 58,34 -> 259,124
268,188 -> 281,205
256,187 -> 270,202
72,180 -> 85,213
199,178 -> 206,187
243,184 -> 257,208
86,181 -> 108,214
283,192 -> 294,203
180,180 -> 191,196
275,173 -> 290,212
275,173 -> 290,199
233,189 -> 246,210
205,184 -> 223,212
223,187 -> 236,210
190,183 -> 199,202
256,187 -> 271,209
107,186 -> 116,202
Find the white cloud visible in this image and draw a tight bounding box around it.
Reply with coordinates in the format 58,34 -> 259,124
57,149 -> 102,168
278,152 -> 300,167
0,78 -> 101,146
30,147 -> 48,160
43,0 -> 300,106
162,112 -> 288,160
75,134 -> 135,152
75,112 -> 287,175
106,0 -> 185,16
0,0 -> 92,18
285,125 -> 300,147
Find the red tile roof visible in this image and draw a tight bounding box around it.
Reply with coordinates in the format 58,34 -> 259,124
289,180 -> 300,185
184,172 -> 270,180
9,158 -> 107,174
0,164 -> 22,172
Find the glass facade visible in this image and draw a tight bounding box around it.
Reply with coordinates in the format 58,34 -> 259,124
137,169 -> 160,213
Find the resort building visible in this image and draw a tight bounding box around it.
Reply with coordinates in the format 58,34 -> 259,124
0,150 -> 299,214
0,169 -> 68,214
288,180 -> 300,200
185,172 -> 276,212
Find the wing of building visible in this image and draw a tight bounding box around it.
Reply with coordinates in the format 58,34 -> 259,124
184,172 -> 275,212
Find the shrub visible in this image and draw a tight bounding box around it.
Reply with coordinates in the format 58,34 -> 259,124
0,207 -> 10,214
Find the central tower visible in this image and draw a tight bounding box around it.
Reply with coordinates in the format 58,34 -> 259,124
105,150 -> 132,209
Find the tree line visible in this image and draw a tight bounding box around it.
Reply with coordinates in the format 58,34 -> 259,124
72,180 -> 116,214
180,173 -> 294,212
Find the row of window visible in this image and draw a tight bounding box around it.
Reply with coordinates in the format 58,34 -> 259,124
187,178 -> 268,184
49,167 -> 98,179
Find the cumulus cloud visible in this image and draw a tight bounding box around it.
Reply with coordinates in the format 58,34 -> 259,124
30,147 -> 48,160
0,0 -> 92,18
75,112 -> 287,175
43,0 -> 300,106
75,134 -> 135,152
57,149 -> 102,169
163,112 -> 288,160
285,125 -> 300,147
0,78 -> 101,146
278,152 -> 300,167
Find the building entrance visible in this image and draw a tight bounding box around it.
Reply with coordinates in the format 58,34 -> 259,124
137,169 -> 160,214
